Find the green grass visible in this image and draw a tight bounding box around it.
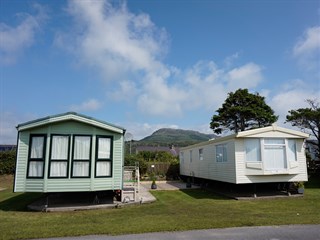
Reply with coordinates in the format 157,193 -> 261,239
1,175 -> 320,240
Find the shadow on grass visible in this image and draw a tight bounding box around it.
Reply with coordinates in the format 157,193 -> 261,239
306,174 -> 320,189
0,192 -> 43,211
179,188 -> 231,200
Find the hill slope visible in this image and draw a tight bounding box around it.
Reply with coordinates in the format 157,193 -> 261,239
137,128 -> 217,147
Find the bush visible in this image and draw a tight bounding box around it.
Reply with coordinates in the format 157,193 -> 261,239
124,151 -> 180,180
0,150 -> 16,175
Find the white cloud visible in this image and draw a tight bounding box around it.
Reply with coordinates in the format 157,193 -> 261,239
224,52 -> 240,68
57,1 -> 264,118
293,26 -> 320,71
0,3 -> 47,65
226,62 -> 263,90
268,80 -> 320,126
56,0 -> 168,80
69,99 -> 102,112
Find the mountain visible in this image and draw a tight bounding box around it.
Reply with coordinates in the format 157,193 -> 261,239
136,128 -> 218,147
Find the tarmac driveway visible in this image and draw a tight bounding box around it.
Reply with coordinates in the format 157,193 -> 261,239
33,225 -> 320,240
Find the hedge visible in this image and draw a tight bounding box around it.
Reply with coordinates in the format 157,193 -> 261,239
0,150 -> 16,175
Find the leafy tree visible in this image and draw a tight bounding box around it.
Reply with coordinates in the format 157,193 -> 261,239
210,88 -> 278,134
286,99 -> 320,159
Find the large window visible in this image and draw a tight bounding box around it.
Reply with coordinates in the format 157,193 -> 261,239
245,138 -> 297,170
27,135 -> 46,178
49,135 -> 70,178
95,136 -> 113,177
216,144 -> 227,162
72,135 -> 91,178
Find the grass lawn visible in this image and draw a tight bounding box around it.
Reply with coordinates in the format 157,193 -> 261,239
1,175 -> 320,240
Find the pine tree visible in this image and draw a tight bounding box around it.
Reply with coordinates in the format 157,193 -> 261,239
210,89 -> 278,134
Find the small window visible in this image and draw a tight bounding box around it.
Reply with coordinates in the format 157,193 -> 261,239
95,136 -> 113,177
49,135 -> 70,178
190,150 -> 193,162
180,152 -> 184,163
27,135 -> 46,178
216,144 -> 227,162
72,135 -> 91,178
288,139 -> 297,161
199,148 -> 204,161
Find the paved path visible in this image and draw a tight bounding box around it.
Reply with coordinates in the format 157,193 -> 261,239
32,225 -> 320,240
140,181 -> 200,191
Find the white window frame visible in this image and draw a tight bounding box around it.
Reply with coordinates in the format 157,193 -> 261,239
245,138 -> 298,171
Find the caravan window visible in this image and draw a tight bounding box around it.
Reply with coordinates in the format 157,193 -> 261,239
95,136 -> 113,177
27,135 -> 46,178
245,139 -> 261,162
72,135 -> 92,178
180,152 -> 184,163
199,148 -> 204,161
245,138 -> 298,170
216,144 -> 227,162
49,135 -> 70,178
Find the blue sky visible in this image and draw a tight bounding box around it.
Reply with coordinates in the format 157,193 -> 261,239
1,0 -> 319,144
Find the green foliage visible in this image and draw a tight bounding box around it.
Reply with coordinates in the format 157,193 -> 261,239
286,99 -> 320,160
125,151 -> 179,179
0,150 -> 16,175
210,88 -> 278,134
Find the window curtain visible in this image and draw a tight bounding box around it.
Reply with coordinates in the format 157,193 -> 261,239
98,138 -> 110,159
73,162 -> 89,176
51,136 -> 68,159
264,145 -> 286,170
96,161 -> 111,176
74,136 -> 90,160
50,162 -> 67,177
30,137 -> 44,158
287,139 -> 297,161
28,161 -> 43,177
245,139 -> 261,161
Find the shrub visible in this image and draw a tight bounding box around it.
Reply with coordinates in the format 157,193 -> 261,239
0,150 -> 16,175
